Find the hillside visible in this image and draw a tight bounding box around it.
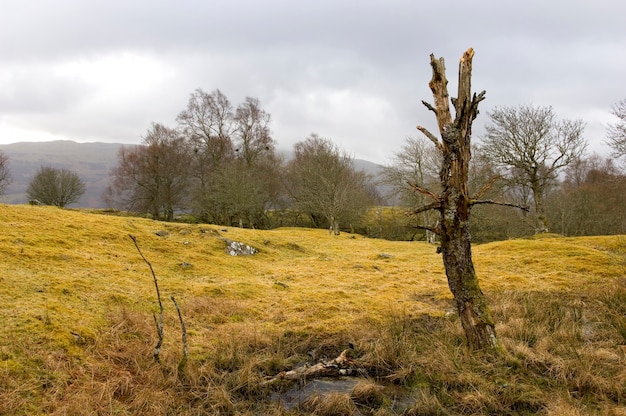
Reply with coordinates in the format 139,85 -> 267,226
0,204 -> 625,415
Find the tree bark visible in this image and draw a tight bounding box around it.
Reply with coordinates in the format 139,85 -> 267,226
531,180 -> 549,233
419,49 -> 499,350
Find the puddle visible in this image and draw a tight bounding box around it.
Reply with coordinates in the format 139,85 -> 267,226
272,377 -> 361,410
271,376 -> 416,413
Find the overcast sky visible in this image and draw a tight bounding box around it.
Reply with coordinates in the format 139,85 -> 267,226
1,0 -> 625,164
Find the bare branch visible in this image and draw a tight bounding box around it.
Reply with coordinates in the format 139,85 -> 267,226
421,100 -> 437,114
471,175 -> 502,201
416,125 -> 443,153
412,223 -> 441,236
129,234 -> 164,362
407,181 -> 440,202
470,91 -> 487,122
171,296 -> 189,374
469,199 -> 529,211
473,90 -> 487,106
408,201 -> 442,216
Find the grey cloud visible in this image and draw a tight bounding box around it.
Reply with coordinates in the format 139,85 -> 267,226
0,64 -> 90,114
1,0 -> 625,162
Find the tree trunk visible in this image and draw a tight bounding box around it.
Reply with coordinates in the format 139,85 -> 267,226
419,49 -> 499,350
440,207 -> 498,349
328,215 -> 340,235
531,183 -> 549,233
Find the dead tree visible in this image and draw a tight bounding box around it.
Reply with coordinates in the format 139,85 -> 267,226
413,49 -> 499,350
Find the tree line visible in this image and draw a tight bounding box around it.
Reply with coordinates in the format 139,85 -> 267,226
102,89 -> 376,233
380,103 -> 626,241
0,89 -> 625,240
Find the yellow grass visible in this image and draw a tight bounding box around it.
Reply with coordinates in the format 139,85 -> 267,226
1,204 -> 625,415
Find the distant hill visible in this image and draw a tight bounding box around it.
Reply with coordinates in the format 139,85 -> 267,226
0,141 -> 390,208
0,141 -> 123,208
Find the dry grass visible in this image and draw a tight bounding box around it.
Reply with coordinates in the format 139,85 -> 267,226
1,204 -> 625,414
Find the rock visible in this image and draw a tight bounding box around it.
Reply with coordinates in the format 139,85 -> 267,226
155,230 -> 169,237
223,239 -> 258,256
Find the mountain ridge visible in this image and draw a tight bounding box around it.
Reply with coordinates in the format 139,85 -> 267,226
0,140 -> 385,208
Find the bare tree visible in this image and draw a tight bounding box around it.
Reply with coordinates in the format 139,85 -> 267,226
0,151 -> 11,196
26,166 -> 86,208
176,89 -> 234,223
548,154 -> 626,236
467,145 -> 532,242
230,97 -> 283,227
381,136 -> 440,241
382,136 -> 440,206
481,105 -> 587,232
233,97 -> 274,166
177,88 -> 234,165
607,99 -> 626,161
106,123 -> 190,220
285,134 -> 375,235
412,49 -> 501,350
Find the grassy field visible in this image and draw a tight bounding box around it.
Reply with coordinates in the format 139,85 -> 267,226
0,204 -> 625,415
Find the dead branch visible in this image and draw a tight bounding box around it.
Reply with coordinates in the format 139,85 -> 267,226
412,224 -> 441,235
171,296 -> 189,373
421,99 -> 437,114
407,182 -> 440,202
472,175 -> 502,201
471,91 -> 487,119
129,234 -> 164,363
416,125 -> 443,153
408,201 -> 441,216
470,200 -> 529,211
263,348 -> 363,386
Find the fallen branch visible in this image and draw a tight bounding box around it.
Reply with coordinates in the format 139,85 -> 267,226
263,349 -> 364,386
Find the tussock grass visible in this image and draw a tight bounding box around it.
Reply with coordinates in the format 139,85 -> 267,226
1,204 -> 625,414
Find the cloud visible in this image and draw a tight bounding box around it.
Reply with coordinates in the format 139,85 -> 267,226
1,52 -> 181,141
1,0 -> 625,163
